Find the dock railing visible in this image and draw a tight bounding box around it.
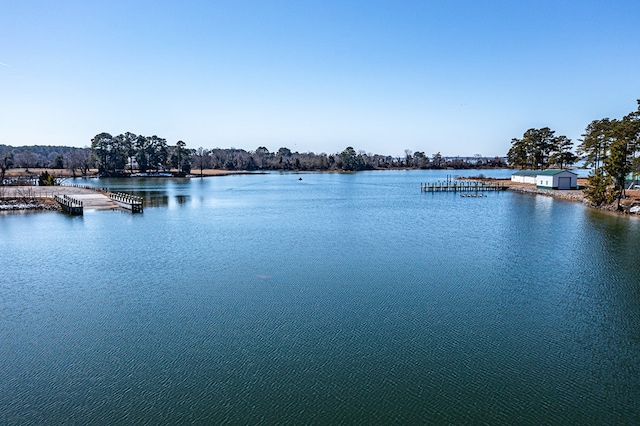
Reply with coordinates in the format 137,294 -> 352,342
421,180 -> 507,193
54,194 -> 83,215
108,192 -> 144,212
62,184 -> 109,193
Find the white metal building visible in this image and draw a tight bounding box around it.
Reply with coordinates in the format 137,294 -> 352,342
535,170 -> 578,190
511,170 -> 539,184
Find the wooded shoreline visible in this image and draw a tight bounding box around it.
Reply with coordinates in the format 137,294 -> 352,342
2,173 -> 640,216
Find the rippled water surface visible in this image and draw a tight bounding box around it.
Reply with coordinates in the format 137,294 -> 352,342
1,170 -> 639,424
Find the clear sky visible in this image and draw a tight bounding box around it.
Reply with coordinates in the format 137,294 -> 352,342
1,0 -> 639,157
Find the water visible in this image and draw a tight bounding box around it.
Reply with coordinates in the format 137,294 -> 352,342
1,170 -> 639,425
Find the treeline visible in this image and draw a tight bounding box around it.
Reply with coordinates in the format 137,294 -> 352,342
506,100 -> 640,210
89,132 -> 507,175
1,133 -> 509,183
90,132 -> 191,176
0,144 -> 93,182
191,146 -> 507,174
0,144 -> 91,170
577,101 -> 640,209
507,127 -> 578,170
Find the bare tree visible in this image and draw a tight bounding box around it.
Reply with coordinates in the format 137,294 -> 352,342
193,147 -> 211,176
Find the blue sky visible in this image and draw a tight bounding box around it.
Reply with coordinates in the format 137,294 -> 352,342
1,0 -> 639,157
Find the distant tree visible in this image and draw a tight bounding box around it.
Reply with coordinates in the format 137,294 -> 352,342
583,172 -> 614,206
549,135 -> 578,169
91,133 -> 110,173
325,154 -> 335,169
91,133 -> 113,174
432,152 -> 443,168
604,133 -> 631,209
78,148 -> 94,176
404,149 -> 413,167
338,146 -> 365,171
52,154 -> 64,169
64,148 -> 89,177
193,147 -> 210,176
622,100 -> 640,180
577,119 -> 614,170
90,132 -> 129,175
581,101 -> 640,208
252,146 -> 271,169
507,138 -> 530,169
489,156 -> 508,168
120,132 -> 138,173
0,147 -> 14,185
413,151 -> 429,169
524,127 -> 557,169
581,119 -> 615,206
603,112 -> 639,209
148,136 -> 168,171
134,134 -> 152,173
38,171 -> 57,186
315,152 -> 331,170
131,135 -> 168,173
170,140 -> 189,173
209,149 -> 225,169
277,147 -> 292,157
16,150 -> 37,171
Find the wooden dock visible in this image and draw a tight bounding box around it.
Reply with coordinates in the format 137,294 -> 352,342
61,185 -> 143,212
54,194 -> 84,215
108,192 -> 144,212
421,180 -> 508,193
2,185 -> 144,213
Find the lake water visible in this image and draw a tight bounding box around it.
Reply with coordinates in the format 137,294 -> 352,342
1,170 -> 639,425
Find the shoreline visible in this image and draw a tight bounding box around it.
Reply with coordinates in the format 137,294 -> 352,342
3,174 -> 640,216
507,185 -> 585,202
489,178 -> 587,202
497,178 -> 640,216
0,197 -> 60,212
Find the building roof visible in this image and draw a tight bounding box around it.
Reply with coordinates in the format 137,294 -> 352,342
512,170 -> 541,176
536,169 -> 578,176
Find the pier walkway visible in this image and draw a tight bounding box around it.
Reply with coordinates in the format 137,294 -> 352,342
70,192 -> 122,210
1,186 -> 142,212
421,180 -> 508,193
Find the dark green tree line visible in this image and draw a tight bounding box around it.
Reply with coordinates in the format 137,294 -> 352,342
507,127 -> 577,169
579,101 -> 640,208
91,132 -> 185,176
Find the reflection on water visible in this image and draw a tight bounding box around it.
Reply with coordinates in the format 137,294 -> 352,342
1,170 -> 639,425
175,194 -> 189,205
135,191 -> 169,207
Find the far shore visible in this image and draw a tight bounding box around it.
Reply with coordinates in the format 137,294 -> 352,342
2,173 -> 640,216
